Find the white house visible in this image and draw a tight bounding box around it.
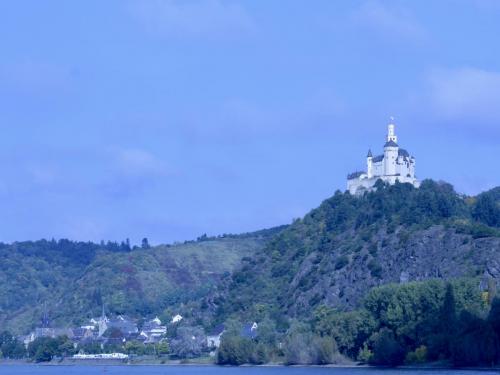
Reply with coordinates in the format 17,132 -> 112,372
207,324 -> 225,349
171,314 -> 183,324
347,119 -> 420,195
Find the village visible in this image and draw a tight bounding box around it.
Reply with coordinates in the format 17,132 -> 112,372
16,311 -> 258,361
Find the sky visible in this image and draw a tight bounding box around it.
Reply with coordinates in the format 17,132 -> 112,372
0,0 -> 499,245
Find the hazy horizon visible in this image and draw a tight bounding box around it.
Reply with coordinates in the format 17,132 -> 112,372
1,1 -> 499,244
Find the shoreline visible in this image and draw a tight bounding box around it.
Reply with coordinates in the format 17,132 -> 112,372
1,359 -> 500,370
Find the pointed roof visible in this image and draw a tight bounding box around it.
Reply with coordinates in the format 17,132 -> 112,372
384,140 -> 398,148
367,149 -> 373,157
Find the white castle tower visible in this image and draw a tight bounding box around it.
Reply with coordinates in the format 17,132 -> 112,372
347,119 -> 419,195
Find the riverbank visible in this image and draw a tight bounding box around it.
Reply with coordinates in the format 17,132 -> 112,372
2,358 -> 500,370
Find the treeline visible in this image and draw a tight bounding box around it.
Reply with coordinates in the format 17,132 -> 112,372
0,239 -> 133,266
216,278 -> 500,366
310,278 -> 499,366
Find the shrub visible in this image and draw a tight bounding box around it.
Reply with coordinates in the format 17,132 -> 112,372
405,345 -> 427,364
369,328 -> 405,367
335,256 -> 349,270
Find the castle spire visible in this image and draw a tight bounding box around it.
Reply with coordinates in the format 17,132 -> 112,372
387,116 -> 398,143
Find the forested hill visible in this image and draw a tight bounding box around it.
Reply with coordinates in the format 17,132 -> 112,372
213,180 -> 500,322
0,227 -> 284,334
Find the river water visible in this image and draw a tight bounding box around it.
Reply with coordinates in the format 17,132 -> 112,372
0,366 -> 498,375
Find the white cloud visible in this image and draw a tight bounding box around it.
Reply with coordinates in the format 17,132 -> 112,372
113,148 -> 171,178
128,0 -> 255,39
427,67 -> 500,125
352,1 -> 427,41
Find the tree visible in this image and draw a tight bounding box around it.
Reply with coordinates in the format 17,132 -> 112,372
170,326 -> 205,359
124,341 -> 144,355
141,238 -> 150,249
28,337 -> 60,362
451,311 -> 500,366
370,328 -> 405,367
488,297 -> 500,336
156,341 -> 169,356
440,284 -> 457,335
310,336 -> 337,365
0,331 -> 25,359
473,191 -> 500,227
217,335 -> 253,365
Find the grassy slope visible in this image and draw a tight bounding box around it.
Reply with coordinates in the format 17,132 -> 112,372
0,234 -> 275,334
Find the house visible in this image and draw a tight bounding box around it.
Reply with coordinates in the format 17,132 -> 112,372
240,322 -> 258,340
207,324 -> 225,349
171,314 -> 183,323
106,315 -> 138,337
140,317 -> 167,344
70,327 -> 94,342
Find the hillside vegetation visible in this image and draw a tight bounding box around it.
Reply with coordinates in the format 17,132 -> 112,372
209,180 -> 500,366
0,228 -> 282,334
213,180 -> 500,323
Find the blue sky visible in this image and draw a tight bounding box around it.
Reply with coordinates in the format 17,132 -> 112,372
0,0 -> 499,244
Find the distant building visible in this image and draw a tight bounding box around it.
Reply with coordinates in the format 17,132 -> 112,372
240,322 -> 258,340
140,317 -> 167,344
107,315 -> 138,336
347,119 -> 420,195
71,327 -> 94,342
207,324 -> 225,348
171,314 -> 183,323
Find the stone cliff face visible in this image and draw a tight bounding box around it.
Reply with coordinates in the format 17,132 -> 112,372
287,225 -> 500,316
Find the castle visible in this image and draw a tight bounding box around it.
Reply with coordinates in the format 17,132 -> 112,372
347,119 -> 420,195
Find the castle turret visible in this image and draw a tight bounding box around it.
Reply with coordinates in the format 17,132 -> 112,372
383,121 -> 398,176
387,117 -> 397,143
367,149 -> 373,178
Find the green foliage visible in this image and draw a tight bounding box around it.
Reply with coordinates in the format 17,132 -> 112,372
218,180 -> 500,325
405,345 -> 427,364
369,328 -> 405,366
0,331 -> 25,359
217,335 -> 254,365
27,336 -> 75,362
283,332 -> 337,365
156,341 -> 170,356
450,311 -> 500,366
169,326 -> 206,359
357,344 -> 373,363
472,188 -> 500,227
312,306 -> 375,358
309,278 -> 498,366
334,255 -> 349,270
367,260 -> 382,278
0,234 -> 271,333
124,340 -> 145,355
